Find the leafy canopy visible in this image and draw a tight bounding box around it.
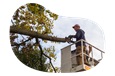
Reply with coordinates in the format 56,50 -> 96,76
10,3 -> 60,72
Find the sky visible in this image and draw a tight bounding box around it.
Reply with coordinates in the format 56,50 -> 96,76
10,4 -> 106,73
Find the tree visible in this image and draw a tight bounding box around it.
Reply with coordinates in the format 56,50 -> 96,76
10,3 -> 68,73
13,43 -> 49,72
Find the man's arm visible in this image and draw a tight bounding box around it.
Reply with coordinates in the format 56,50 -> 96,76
74,30 -> 81,39
69,30 -> 81,39
68,30 -> 81,43
68,35 -> 75,38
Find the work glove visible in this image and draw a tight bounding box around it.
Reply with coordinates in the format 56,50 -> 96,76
65,37 -> 71,43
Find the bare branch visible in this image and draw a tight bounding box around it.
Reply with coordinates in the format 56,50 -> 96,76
11,20 -> 15,25
21,35 -> 26,41
11,37 -> 33,46
36,38 -> 56,73
35,38 -> 43,71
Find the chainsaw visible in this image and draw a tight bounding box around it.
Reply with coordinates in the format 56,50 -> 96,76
65,35 -> 74,43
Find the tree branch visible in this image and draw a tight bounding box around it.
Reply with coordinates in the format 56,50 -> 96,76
11,37 -> 33,46
35,38 -> 43,71
10,26 -> 66,42
10,26 -> 68,72
42,52 -> 56,73
36,38 -> 56,73
11,20 -> 15,25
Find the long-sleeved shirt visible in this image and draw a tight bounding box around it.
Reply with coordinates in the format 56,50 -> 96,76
71,29 -> 86,47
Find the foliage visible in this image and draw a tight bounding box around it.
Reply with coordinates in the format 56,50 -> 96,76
13,44 -> 49,72
10,3 -> 60,73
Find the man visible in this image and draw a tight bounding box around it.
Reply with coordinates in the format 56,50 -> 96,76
69,24 -> 88,65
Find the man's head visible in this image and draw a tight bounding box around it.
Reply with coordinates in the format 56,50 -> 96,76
72,24 -> 80,31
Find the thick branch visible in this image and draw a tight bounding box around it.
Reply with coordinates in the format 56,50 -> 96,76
10,26 -> 66,42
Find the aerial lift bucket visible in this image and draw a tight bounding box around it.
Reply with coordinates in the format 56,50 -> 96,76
61,39 -> 105,73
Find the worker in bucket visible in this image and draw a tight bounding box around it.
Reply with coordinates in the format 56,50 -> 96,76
68,24 -> 89,66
